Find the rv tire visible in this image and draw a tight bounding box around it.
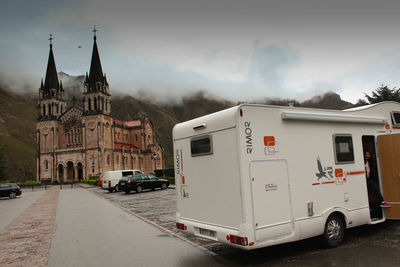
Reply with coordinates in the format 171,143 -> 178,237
323,214 -> 344,248
115,185 -> 119,192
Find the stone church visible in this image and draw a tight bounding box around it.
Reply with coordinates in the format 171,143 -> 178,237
36,33 -> 164,183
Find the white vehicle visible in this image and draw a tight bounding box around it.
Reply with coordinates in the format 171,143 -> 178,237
173,101 -> 400,250
102,170 -> 143,192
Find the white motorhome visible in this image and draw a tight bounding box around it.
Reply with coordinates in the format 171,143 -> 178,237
102,169 -> 143,192
173,102 -> 400,250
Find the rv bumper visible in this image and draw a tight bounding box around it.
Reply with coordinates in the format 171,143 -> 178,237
176,218 -> 255,250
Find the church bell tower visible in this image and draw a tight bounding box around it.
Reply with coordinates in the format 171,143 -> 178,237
83,27 -> 111,116
38,34 -> 66,121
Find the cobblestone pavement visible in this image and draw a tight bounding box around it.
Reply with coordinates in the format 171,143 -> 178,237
87,185 -> 400,266
0,187 -> 59,267
87,186 -> 221,249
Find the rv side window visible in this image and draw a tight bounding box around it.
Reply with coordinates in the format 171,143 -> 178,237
191,136 -> 213,157
333,135 -> 354,164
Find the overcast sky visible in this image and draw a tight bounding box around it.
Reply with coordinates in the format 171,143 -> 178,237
2,0 -> 400,103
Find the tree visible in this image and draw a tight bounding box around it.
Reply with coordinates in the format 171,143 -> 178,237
364,85 -> 400,104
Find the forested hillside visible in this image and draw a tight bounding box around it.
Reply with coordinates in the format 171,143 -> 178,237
0,87 -> 36,181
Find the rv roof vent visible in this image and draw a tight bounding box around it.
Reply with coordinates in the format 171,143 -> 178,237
391,111 -> 400,126
193,124 -> 206,130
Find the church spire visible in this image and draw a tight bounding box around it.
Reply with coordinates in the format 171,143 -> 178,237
83,27 -> 111,116
43,34 -> 59,94
88,26 -> 104,91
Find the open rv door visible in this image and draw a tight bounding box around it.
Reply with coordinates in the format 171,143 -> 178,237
377,134 -> 400,219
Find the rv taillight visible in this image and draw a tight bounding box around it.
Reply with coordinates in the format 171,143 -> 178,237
229,235 -> 248,246
128,177 -> 131,184
108,180 -> 111,186
176,222 -> 187,230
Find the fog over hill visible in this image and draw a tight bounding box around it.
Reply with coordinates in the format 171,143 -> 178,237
0,71 -> 364,181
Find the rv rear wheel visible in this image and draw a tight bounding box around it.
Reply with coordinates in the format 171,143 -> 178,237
323,214 -> 344,248
115,185 -> 119,192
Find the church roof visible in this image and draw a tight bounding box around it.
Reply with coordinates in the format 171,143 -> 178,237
114,120 -> 142,128
40,35 -> 61,97
44,43 -> 59,90
114,143 -> 139,151
88,35 -> 104,87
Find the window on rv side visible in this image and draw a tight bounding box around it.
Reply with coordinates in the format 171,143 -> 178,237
333,134 -> 355,164
191,135 -> 213,157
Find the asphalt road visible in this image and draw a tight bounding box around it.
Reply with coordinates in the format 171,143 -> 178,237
90,186 -> 400,266
47,187 -> 226,267
0,188 -> 46,232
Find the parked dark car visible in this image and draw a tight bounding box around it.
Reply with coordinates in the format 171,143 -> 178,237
0,183 -> 22,199
118,174 -> 169,193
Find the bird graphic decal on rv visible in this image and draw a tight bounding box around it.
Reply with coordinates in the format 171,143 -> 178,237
315,156 -> 334,180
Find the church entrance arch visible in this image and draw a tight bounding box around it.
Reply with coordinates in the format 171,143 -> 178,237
67,161 -> 74,182
77,162 -> 83,181
58,164 -> 64,184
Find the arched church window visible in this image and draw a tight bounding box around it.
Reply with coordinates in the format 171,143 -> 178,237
105,100 -> 108,112
94,97 -> 97,110
43,104 -> 46,116
48,104 -> 51,115
116,155 -> 119,165
45,160 -> 48,171
107,155 -> 110,165
148,135 -> 151,144
68,133 -> 71,145
88,98 -> 92,111
77,129 -> 80,144
135,134 -> 138,143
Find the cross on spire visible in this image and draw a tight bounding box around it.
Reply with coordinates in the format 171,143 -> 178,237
92,26 -> 98,40
49,34 -> 53,47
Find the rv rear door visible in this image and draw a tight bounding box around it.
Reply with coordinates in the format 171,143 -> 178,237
377,134 -> 400,218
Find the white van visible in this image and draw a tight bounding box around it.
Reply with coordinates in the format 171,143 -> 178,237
173,102 -> 400,250
102,170 -> 143,192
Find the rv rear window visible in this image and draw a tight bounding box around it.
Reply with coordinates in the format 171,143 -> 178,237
391,111 -> 400,125
333,135 -> 354,164
191,136 -> 213,156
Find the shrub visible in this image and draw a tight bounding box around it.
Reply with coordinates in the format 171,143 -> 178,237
17,180 -> 41,187
155,168 -> 175,178
81,179 -> 99,186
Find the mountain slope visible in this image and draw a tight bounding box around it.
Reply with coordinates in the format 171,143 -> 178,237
0,87 -> 36,181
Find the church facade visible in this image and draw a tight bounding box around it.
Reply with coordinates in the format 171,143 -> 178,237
36,33 -> 164,183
